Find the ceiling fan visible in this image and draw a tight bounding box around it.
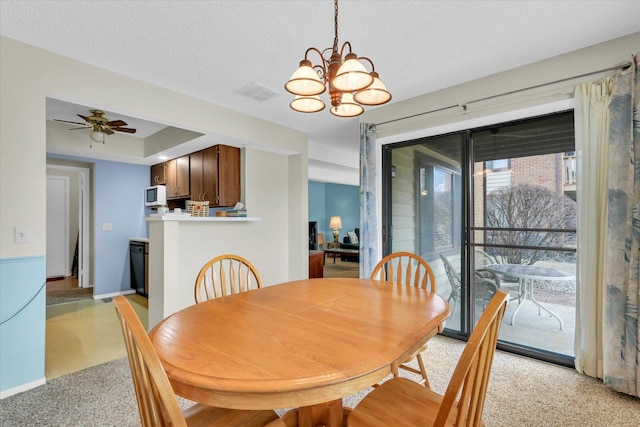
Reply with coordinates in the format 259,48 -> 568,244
54,109 -> 137,147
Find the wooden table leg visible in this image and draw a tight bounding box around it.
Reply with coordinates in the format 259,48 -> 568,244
298,399 -> 343,427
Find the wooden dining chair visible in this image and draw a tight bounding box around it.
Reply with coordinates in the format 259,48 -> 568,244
348,290 -> 509,427
370,252 -> 437,388
113,296 -> 279,427
195,254 -> 263,303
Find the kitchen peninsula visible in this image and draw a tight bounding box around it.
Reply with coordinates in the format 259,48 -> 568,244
145,214 -> 261,327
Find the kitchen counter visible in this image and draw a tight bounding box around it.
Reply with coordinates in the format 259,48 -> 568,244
129,237 -> 149,243
145,215 -> 260,222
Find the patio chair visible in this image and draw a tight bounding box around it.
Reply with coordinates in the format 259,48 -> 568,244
439,253 -> 500,318
475,248 -> 522,302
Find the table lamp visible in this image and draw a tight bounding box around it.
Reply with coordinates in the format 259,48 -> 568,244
329,216 -> 342,242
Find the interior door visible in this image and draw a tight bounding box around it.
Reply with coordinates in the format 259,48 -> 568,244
46,175 -> 69,278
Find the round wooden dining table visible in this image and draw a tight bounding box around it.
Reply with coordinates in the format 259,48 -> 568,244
149,277 -> 450,427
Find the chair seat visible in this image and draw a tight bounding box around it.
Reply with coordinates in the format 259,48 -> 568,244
349,377 -> 445,426
184,404 -> 279,426
349,377 -> 485,427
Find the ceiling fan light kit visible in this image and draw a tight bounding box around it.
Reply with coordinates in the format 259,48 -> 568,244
284,0 -> 391,118
53,109 -> 137,148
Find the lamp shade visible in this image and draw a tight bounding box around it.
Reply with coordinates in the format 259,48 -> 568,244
285,60 -> 326,96
329,216 -> 342,229
290,95 -> 326,113
353,72 -> 391,106
330,93 -> 364,118
332,53 -> 373,92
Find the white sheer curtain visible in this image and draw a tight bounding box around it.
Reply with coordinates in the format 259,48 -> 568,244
574,78 -> 612,378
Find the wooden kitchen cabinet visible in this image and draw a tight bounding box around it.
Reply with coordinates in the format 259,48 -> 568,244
189,148 -> 212,202
190,145 -> 240,207
214,144 -> 241,207
150,163 -> 166,185
165,155 -> 190,199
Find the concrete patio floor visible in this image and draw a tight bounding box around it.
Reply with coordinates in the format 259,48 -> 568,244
445,291 -> 575,356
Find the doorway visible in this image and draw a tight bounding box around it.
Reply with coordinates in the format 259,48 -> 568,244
46,175 -> 69,278
46,164 -> 91,288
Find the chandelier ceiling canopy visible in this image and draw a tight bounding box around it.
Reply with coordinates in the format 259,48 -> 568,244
285,0 -> 391,118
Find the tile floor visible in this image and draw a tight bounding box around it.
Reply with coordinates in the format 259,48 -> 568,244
45,292 -> 148,379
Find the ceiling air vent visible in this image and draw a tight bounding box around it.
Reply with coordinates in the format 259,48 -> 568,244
235,81 -> 280,102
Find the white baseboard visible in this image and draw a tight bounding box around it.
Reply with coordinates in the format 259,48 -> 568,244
0,377 -> 46,400
93,289 -> 136,300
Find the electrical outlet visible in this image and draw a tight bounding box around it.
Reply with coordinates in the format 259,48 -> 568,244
102,223 -> 113,231
15,226 -> 29,243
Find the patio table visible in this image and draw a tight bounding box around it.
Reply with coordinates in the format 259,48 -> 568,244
485,264 -> 575,330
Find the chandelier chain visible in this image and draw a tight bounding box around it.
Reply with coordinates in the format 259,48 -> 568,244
333,0 -> 339,52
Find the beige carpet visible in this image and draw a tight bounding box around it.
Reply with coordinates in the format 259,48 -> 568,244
2,335 -> 638,426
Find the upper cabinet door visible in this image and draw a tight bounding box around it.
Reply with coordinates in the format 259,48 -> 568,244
150,163 -> 166,185
190,150 -> 204,201
215,145 -> 240,207
166,155 -> 190,199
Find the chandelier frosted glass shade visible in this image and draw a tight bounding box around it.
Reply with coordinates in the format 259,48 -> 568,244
353,72 -> 392,106
330,93 -> 364,117
290,95 -> 326,113
332,53 -> 374,92
285,60 -> 326,96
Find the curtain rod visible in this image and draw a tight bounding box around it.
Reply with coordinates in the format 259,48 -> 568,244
376,61 -> 633,127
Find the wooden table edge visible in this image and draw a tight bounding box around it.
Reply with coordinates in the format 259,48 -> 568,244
169,365 -> 392,410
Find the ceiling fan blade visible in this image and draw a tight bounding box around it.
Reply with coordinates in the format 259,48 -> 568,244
69,126 -> 91,130
106,119 -> 128,127
113,127 -> 137,133
102,127 -> 115,135
53,119 -> 89,126
77,114 -> 90,122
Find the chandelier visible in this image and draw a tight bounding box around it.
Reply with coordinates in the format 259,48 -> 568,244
284,0 -> 391,118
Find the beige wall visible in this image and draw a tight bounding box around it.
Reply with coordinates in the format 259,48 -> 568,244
0,36 -> 308,279
365,32 -> 640,143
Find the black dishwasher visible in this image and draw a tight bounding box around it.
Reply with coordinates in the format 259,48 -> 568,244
130,241 -> 147,296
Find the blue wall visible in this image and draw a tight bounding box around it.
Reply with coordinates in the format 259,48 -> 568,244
49,154 -> 149,296
0,256 -> 46,393
308,181 -> 359,243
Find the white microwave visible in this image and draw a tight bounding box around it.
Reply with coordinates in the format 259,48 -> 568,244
145,185 -> 167,207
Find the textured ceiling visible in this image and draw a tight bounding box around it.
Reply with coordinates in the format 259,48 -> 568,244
1,1 -> 639,174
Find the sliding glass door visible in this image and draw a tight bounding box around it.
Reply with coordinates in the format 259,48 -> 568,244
383,111 -> 576,365
384,132 -> 467,335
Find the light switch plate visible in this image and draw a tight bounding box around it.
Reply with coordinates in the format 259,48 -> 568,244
102,223 -> 113,231
15,226 -> 29,243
